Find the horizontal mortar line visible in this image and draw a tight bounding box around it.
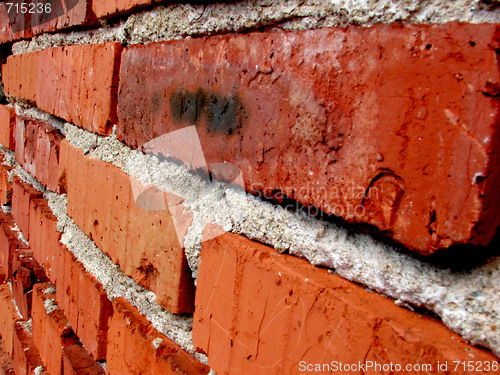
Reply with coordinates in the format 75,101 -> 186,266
0,147 -> 206,364
10,0 -> 500,55
12,98 -> 500,356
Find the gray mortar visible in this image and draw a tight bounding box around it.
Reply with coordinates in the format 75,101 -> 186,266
43,299 -> 58,314
11,0 -> 500,54
61,121 -> 500,357
43,286 -> 56,295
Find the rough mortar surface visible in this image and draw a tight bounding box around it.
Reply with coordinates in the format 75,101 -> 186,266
43,299 -> 58,314
12,0 -> 500,54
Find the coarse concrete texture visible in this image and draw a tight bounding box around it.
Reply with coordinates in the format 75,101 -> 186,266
11,0 -> 500,54
57,121 -> 500,357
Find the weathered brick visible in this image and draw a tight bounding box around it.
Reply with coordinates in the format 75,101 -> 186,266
58,140 -> 195,314
0,155 -> 12,206
15,117 -> 64,192
107,297 -> 209,375
193,229 -> 500,374
11,248 -> 47,320
37,43 -> 122,135
0,210 -> 28,281
62,343 -> 105,375
28,197 -> 61,284
32,282 -> 79,375
118,23 -> 500,255
30,0 -> 98,35
11,177 -> 43,241
0,284 -> 22,357
57,249 -> 111,361
0,105 -> 16,150
2,51 -> 38,102
13,320 -> 46,375
92,0 -> 159,18
0,338 -> 14,375
27,194 -> 111,360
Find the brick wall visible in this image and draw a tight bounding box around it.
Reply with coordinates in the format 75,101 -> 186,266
0,1 -> 498,374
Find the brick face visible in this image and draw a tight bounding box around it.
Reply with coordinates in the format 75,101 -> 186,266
92,0 -> 158,18
117,23 -> 500,255
0,105 -> 16,150
0,211 -> 28,281
0,284 -> 21,357
57,249 -> 112,361
107,297 -> 209,375
0,155 -> 12,206
12,177 -> 43,241
28,197 -> 62,284
62,343 -> 105,375
59,140 -> 195,314
31,283 -> 79,375
11,248 -> 48,320
37,43 -> 122,135
28,195 -> 112,361
2,51 -> 39,102
0,338 -> 14,375
15,117 -> 64,192
13,320 -> 46,375
193,229 -> 499,374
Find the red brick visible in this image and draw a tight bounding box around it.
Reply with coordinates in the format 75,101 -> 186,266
26,194 -> 112,361
58,140 -> 195,314
0,284 -> 22,357
0,105 -> 15,150
28,197 -> 62,285
193,229 -> 499,374
0,1 -> 31,44
0,338 -> 14,375
107,297 -> 209,375
57,249 -> 112,361
0,156 -> 12,206
15,117 -> 63,192
11,248 -> 47,320
30,0 -> 98,35
13,320 -> 46,375
2,51 -> 38,102
92,0 -> 160,18
12,177 -> 43,241
0,210 -> 28,281
31,282 -> 78,375
118,23 -> 500,255
62,343 -> 105,375
37,43 -> 122,135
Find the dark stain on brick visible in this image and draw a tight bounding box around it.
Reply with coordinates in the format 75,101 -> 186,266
169,89 -> 245,135
170,89 -> 206,124
205,93 -> 244,135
